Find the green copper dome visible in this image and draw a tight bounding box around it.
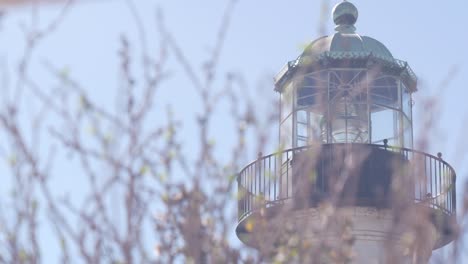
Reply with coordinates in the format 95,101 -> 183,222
300,34 -> 394,60
301,1 -> 393,61
275,0 -> 417,92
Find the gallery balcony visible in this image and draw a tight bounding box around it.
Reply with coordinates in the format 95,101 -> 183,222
236,143 -> 456,249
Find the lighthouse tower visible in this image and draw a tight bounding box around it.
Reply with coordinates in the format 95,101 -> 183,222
236,1 -> 456,263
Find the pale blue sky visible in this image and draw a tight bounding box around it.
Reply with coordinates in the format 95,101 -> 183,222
1,0 -> 467,262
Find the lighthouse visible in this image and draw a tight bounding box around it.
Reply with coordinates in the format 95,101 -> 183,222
236,1 -> 456,263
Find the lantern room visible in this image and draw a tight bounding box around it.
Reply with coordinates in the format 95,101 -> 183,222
275,1 -> 416,150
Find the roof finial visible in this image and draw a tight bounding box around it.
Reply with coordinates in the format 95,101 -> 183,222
332,1 -> 358,33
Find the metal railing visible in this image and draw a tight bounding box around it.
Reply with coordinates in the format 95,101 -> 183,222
237,143 -> 456,222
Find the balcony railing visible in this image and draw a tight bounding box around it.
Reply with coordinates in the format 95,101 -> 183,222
237,143 -> 456,222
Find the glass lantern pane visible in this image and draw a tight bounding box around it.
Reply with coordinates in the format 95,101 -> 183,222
281,83 -> 294,122
371,76 -> 399,108
371,107 -> 397,144
297,122 -> 308,137
402,84 -> 412,121
297,88 -> 315,106
296,71 -> 328,109
393,110 -> 402,147
403,115 -> 413,149
297,138 -> 307,147
280,115 -> 293,149
327,100 -> 369,143
297,110 -> 307,123
323,70 -> 370,144
310,112 -> 324,142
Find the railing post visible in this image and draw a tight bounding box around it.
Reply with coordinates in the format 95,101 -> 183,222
256,152 -> 262,209
257,152 -> 262,192
237,173 -> 241,220
437,152 -> 442,207
453,172 -> 457,213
